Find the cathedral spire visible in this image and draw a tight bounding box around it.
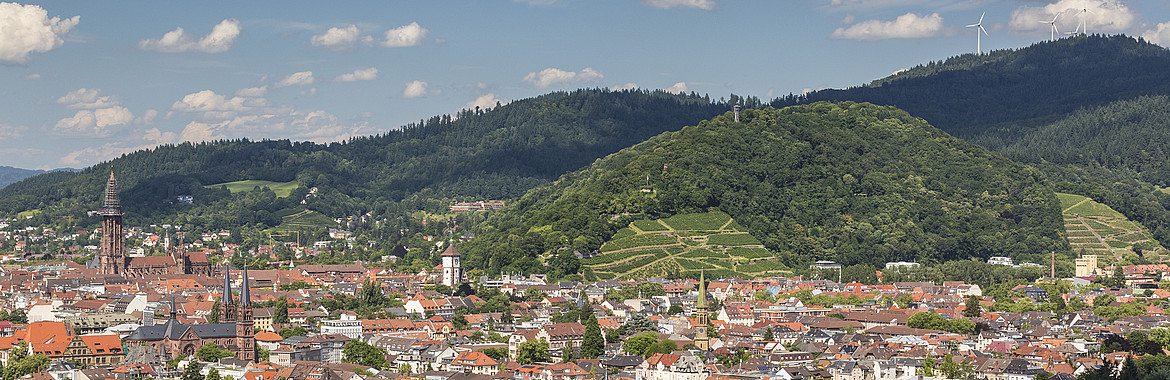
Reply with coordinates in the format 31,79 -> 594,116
222,267 -> 234,305
239,267 -> 250,308
101,169 -> 122,215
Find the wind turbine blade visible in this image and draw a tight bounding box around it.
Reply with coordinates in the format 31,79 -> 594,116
979,12 -> 985,24
966,24 -> 978,28
1051,14 -> 1060,23
1053,25 -> 1058,34
981,26 -> 989,36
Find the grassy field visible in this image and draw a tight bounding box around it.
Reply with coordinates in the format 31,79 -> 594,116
1058,192 -> 1165,264
206,180 -> 299,198
16,209 -> 41,219
582,211 -> 788,281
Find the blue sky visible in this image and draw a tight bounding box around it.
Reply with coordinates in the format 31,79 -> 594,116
1,0 -> 1169,169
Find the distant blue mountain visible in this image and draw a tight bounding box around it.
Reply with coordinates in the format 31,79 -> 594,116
0,166 -> 77,190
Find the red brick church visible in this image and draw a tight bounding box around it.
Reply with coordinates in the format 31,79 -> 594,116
96,171 -> 213,277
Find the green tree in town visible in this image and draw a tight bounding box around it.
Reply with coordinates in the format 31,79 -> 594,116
273,297 -> 290,324
2,343 -> 49,380
342,340 -> 389,370
209,300 -> 221,324
515,339 -> 550,365
580,313 -> 605,359
206,368 -> 221,380
763,327 -> 774,341
963,296 -> 982,319
181,362 -> 204,380
196,343 -> 234,362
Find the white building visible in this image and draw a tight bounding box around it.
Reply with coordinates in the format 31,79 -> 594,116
321,312 -> 362,339
440,246 -> 463,287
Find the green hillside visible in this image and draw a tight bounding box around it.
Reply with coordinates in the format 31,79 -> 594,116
1058,193 -> 1164,264
0,89 -> 730,231
461,102 -> 1068,275
582,211 -> 789,281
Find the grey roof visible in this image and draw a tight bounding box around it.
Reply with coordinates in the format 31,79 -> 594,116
125,319 -> 238,341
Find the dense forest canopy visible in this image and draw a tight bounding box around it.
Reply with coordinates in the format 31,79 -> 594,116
0,89 -> 736,228
775,35 -> 1170,142
460,102 -> 1068,274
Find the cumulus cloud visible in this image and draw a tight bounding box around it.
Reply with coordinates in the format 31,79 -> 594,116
334,67 -> 378,82
311,24 -> 361,50
0,123 -> 27,140
60,142 -> 156,166
176,109 -> 374,144
139,19 -> 241,53
830,12 -> 944,40
171,90 -> 248,120
24,73 -> 40,80
57,88 -> 122,109
54,106 -> 134,137
641,0 -> 717,11
1143,22 -> 1170,47
143,127 -> 178,144
665,82 -> 688,94
403,80 -> 433,98
138,109 -> 159,125
0,3 -> 78,64
610,82 -> 639,91
462,94 -> 507,112
522,67 -> 604,89
275,71 -> 315,87
382,22 -> 429,47
1008,0 -> 1135,35
235,86 -> 267,97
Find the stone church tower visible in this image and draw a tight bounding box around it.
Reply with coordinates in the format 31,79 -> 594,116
99,171 -> 127,275
441,245 -> 462,287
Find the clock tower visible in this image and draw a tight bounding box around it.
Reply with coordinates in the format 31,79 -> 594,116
694,270 -> 710,350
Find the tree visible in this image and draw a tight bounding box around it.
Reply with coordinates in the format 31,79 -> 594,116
1110,266 -> 1127,288
196,343 -> 234,362
667,305 -> 684,315
561,346 -> 575,363
605,328 -> 620,344
273,297 -> 290,324
524,287 -> 547,302
206,368 -> 221,380
209,300 -> 221,324
907,312 -> 949,331
481,348 -> 509,360
1095,294 -> 1117,308
181,363 -> 204,380
623,333 -> 659,357
343,340 -> 389,370
2,343 -> 49,380
453,314 -> 469,330
624,314 -> 656,333
516,339 -> 550,365
398,363 -> 413,374
763,327 -> 774,341
580,313 -> 605,359
963,296 -> 982,319
278,326 -> 308,338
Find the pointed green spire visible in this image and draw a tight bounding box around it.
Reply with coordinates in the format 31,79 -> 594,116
696,270 -> 707,309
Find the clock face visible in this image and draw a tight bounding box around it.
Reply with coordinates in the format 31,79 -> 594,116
697,328 -> 705,334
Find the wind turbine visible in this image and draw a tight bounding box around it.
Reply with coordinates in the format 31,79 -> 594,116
966,12 -> 989,55
1078,8 -> 1094,35
1042,14 -> 1060,41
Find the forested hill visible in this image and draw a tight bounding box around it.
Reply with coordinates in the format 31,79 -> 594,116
0,166 -> 75,190
774,35 -> 1170,141
460,102 -> 1068,274
0,89 -> 731,224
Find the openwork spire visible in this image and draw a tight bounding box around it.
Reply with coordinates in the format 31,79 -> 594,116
100,170 -> 122,216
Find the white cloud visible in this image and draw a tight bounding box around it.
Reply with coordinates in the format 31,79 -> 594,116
139,109 -> 159,125
139,19 -> 241,53
275,71 -> 315,87
382,22 -> 429,47
840,14 -> 855,24
462,94 -> 507,112
0,123 -> 27,140
177,109 -> 374,144
171,90 -> 248,119
610,82 -> 639,91
0,3 -> 78,64
641,0 -> 717,11
143,128 -> 177,144
23,73 -> 40,80
54,106 -> 134,137
57,88 -> 122,109
1143,22 -> 1170,47
59,142 -> 156,166
235,86 -> 267,97
665,82 -> 688,94
830,13 -> 944,40
523,67 -> 604,89
1008,0 -> 1135,34
334,67 -> 379,82
403,80 -> 432,98
311,25 -> 361,50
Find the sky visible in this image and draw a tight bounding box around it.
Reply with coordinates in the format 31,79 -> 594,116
1,0 -> 1169,170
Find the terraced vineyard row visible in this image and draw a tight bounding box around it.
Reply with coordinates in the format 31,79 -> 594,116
581,211 -> 791,281
1058,192 -> 1166,265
